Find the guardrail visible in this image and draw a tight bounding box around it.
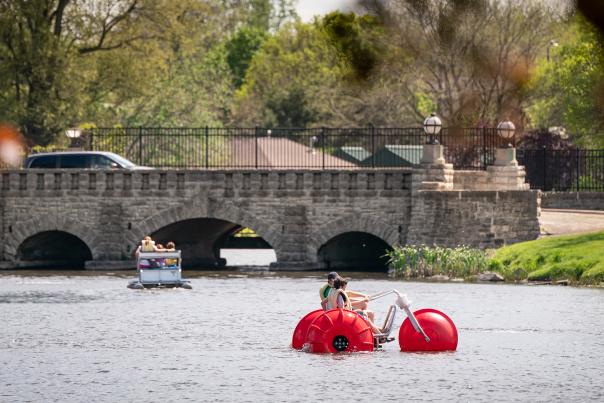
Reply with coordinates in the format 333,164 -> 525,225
517,149 -> 604,191
83,126 -> 507,170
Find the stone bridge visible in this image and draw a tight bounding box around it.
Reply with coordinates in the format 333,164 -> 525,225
0,150 -> 540,271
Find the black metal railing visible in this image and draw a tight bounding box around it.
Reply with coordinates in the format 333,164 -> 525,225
84,126 -> 507,170
24,126 -> 604,191
517,149 -> 604,191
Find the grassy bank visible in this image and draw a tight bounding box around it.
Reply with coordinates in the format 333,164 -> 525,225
489,231 -> 604,284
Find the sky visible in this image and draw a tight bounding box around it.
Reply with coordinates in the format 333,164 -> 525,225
296,0 -> 353,22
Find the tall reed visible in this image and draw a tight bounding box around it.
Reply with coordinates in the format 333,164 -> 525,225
386,245 -> 489,278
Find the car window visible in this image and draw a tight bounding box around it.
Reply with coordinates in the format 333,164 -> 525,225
29,155 -> 57,168
107,153 -> 136,168
92,155 -> 119,169
59,155 -> 90,168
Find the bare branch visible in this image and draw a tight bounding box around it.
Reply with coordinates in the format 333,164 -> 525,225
77,0 -> 140,54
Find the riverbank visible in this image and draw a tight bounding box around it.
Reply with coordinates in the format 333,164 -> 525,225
489,230 -> 604,285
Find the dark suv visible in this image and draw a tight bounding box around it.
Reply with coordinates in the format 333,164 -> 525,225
24,151 -> 150,170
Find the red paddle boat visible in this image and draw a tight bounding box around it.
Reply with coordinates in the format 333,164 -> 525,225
292,290 -> 458,353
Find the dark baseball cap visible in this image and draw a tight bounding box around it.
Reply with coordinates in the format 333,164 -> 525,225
327,271 -> 338,280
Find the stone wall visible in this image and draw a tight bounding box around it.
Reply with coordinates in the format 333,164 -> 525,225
540,192 -> 604,211
0,170 -> 412,269
453,169 -> 529,191
407,190 -> 541,248
0,167 -> 540,269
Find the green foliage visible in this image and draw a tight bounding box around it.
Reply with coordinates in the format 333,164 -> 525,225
490,231 -> 604,284
226,28 -> 268,88
385,245 -> 489,279
571,175 -> 603,191
322,12 -> 382,81
0,0 -> 76,145
265,86 -> 321,127
0,0 -> 258,145
246,0 -> 272,31
415,92 -> 436,118
233,20 -> 342,126
1,0 -> 602,150
527,16 -> 604,147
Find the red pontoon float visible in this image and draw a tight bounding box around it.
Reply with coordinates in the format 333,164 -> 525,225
292,290 -> 458,353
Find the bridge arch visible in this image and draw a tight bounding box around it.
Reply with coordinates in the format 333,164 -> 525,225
309,215 -> 399,254
309,215 -> 399,271
5,217 -> 98,263
125,199 -> 282,265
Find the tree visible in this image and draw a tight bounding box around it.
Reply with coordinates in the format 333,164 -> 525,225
0,0 -> 263,144
322,11 -> 382,81
265,86 -> 320,127
526,16 -> 604,147
0,0 -> 143,145
358,0 -> 556,126
226,27 -> 268,88
232,21 -> 342,127
84,0 -> 242,128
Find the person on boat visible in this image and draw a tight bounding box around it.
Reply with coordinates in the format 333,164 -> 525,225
324,274 -> 374,322
164,241 -> 178,268
155,244 -> 166,267
319,271 -> 338,310
134,236 -> 161,268
347,290 -> 374,323
328,277 -> 383,334
135,236 -> 160,255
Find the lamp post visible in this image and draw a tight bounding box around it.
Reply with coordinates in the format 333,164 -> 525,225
65,128 -> 82,148
310,135 -> 318,155
546,39 -> 558,62
495,120 -> 517,166
423,112 -> 442,145
420,112 -> 446,166
496,120 -> 515,148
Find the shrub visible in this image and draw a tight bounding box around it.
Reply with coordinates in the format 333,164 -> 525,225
386,245 -> 489,279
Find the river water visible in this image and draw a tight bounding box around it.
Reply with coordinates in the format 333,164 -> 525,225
1,270 -> 603,403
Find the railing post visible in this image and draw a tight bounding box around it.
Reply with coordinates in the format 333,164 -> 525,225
543,146 -> 547,190
371,124 -> 375,168
255,126 -> 259,169
322,127 -> 326,170
138,126 -> 143,165
89,129 -> 94,151
482,127 -> 487,170
205,126 -> 209,169
576,149 -> 580,191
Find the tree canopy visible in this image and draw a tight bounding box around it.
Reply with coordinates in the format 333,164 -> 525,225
0,0 -> 602,147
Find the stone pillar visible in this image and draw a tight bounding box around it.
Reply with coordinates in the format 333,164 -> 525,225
412,144 -> 454,191
487,147 -> 529,190
494,147 -> 518,166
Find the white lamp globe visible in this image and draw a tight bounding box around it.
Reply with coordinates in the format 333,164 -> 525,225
497,120 -> 516,139
423,113 -> 442,135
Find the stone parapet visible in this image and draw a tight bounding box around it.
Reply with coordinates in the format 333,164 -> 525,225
540,192 -> 604,211
486,165 -> 530,190
412,163 -> 454,191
